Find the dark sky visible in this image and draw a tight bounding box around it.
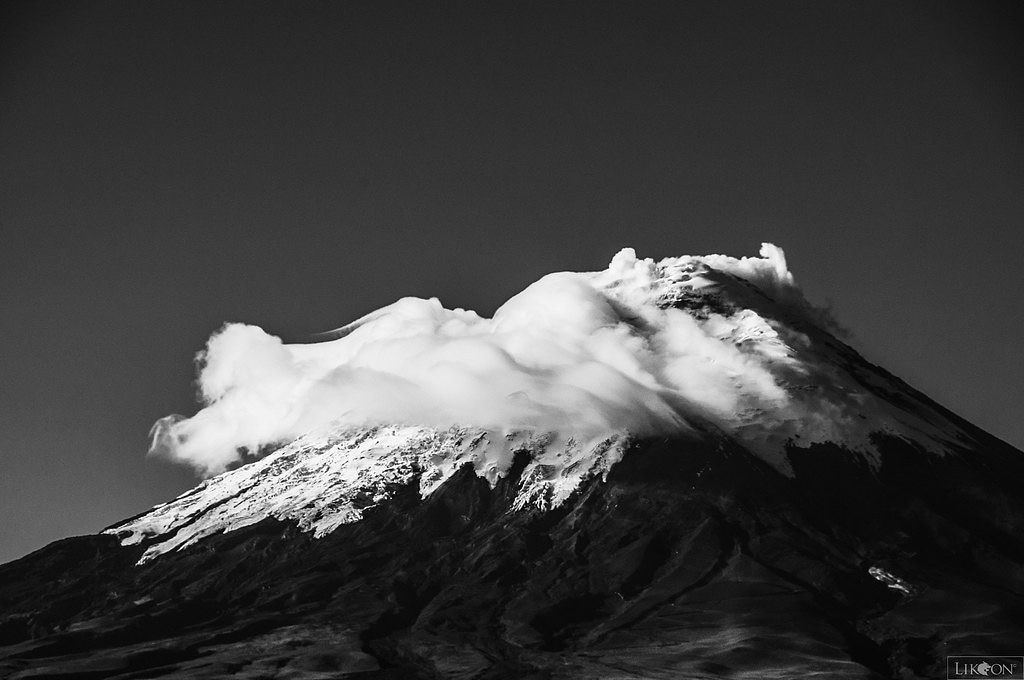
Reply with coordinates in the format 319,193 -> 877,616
1,0 -> 1022,565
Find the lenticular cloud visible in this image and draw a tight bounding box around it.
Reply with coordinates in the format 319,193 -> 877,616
151,244 -> 823,476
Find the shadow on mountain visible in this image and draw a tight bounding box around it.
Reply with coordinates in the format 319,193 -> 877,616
1,430 -> 1023,679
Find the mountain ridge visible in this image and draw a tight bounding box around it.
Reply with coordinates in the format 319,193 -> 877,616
2,245 -> 1022,679
3,427 -> 1022,679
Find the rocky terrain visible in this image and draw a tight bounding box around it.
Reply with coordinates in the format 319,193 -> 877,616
2,245 -> 1022,678
1,418 -> 1022,679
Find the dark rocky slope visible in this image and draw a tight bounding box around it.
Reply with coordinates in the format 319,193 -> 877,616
1,426 -> 1023,679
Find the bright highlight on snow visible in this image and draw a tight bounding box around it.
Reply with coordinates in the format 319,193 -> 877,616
119,243 -> 976,561
150,243 -> 948,478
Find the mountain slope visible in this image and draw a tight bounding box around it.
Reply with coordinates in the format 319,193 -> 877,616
2,427 -> 1023,679
1,245 -> 1022,679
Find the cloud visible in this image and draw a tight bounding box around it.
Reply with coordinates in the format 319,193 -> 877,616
150,244 -> 859,476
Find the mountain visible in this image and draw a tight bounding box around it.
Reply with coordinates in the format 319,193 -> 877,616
1,246 -> 1022,679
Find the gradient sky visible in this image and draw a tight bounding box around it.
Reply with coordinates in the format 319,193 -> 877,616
1,0 -> 1022,565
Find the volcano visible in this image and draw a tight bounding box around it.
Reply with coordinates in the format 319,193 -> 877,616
1,246 -> 1022,679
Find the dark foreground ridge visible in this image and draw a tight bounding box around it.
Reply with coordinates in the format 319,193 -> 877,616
2,425 -> 1023,680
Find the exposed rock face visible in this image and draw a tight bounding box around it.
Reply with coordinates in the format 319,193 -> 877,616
2,426 -> 1022,679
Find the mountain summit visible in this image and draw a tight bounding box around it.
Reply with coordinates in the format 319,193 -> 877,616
2,246 -> 1022,679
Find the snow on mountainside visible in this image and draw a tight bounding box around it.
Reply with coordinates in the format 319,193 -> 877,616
112,426 -> 628,562
111,245 -> 978,561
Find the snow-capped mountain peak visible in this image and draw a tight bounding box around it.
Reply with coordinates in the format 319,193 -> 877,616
114,245 -> 977,560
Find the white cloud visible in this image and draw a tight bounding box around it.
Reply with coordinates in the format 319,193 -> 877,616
150,243 -> 887,476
